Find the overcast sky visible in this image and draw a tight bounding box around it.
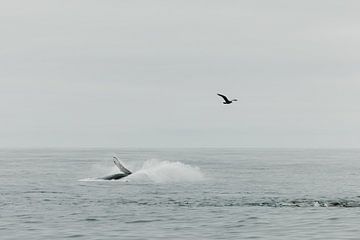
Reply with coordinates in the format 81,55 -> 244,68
1,0 -> 360,148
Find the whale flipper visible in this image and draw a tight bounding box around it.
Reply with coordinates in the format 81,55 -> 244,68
113,156 -> 132,175
97,157 -> 132,180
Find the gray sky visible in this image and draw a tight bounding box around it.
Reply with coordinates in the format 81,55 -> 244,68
1,0 -> 360,148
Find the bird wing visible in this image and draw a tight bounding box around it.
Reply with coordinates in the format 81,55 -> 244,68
217,93 -> 230,102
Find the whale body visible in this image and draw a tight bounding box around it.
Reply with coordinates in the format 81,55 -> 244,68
101,173 -> 128,180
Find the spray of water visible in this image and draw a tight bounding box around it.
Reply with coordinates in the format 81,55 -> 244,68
126,159 -> 205,183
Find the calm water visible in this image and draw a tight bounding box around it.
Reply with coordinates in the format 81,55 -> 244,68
1,148 -> 360,239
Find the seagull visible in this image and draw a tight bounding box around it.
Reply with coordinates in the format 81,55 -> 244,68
217,93 -> 238,104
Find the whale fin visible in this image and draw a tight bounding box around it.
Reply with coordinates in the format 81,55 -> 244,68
113,156 -> 132,175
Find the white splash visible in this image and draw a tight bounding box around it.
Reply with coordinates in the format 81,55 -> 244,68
124,159 -> 205,183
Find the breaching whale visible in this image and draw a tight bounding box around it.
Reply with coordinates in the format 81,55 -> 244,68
100,156 -> 132,180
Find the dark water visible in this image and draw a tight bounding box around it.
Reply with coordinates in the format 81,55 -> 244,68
1,148 -> 360,239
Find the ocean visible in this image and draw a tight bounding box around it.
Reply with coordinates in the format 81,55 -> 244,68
1,148 -> 360,239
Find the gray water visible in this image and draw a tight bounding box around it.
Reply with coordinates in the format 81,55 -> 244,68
1,148 -> 360,239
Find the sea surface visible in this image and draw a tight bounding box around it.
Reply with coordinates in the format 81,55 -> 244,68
1,148 -> 360,239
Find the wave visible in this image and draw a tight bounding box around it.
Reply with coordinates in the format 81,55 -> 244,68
98,197 -> 360,208
247,198 -> 360,208
183,197 -> 360,208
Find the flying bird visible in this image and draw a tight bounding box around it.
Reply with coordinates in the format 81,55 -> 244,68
217,93 -> 238,104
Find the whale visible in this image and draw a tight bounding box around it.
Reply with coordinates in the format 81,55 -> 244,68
101,172 -> 129,180
100,156 -> 132,180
